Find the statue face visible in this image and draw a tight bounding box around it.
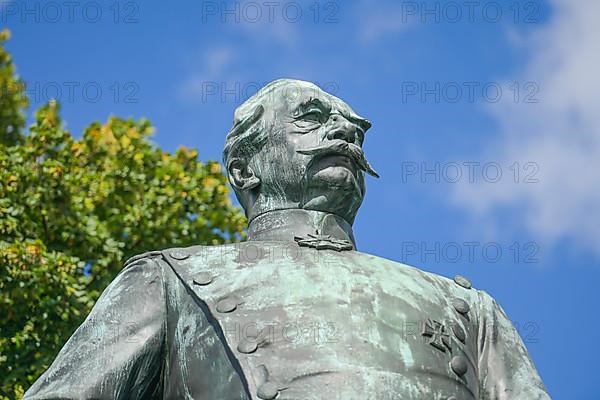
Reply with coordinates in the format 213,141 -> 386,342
247,81 -> 377,224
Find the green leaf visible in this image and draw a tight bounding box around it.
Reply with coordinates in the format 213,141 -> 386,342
0,30 -> 246,399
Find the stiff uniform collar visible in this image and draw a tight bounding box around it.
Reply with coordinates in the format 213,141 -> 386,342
247,209 -> 356,250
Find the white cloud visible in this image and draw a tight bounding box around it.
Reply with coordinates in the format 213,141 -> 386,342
233,0 -> 299,49
178,46 -> 241,101
451,0 -> 600,256
178,0 -> 303,102
354,1 -> 413,43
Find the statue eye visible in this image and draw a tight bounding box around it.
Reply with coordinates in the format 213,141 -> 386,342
292,109 -> 325,131
299,108 -> 326,123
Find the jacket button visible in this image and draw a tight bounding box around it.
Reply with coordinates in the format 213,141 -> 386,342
216,298 -> 237,313
237,340 -> 258,354
192,272 -> 213,286
453,275 -> 472,289
257,381 -> 279,399
452,298 -> 470,315
170,250 -> 189,260
450,355 -> 468,377
451,321 -> 466,343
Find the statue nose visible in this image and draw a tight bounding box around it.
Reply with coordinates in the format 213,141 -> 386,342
326,114 -> 357,144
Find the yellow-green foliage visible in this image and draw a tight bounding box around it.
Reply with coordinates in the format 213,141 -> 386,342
0,30 -> 246,399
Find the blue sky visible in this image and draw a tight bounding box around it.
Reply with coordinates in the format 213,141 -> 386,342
5,0 -> 600,397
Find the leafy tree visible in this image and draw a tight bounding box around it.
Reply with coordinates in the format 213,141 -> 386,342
0,30 -> 27,147
0,30 -> 246,399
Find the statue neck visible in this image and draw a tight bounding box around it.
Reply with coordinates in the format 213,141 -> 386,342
247,209 -> 356,249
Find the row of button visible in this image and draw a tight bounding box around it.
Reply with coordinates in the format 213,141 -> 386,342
189,263 -> 279,400
186,249 -> 474,398
449,274 -> 472,379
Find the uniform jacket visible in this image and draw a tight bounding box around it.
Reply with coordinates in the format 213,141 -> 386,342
25,241 -> 550,400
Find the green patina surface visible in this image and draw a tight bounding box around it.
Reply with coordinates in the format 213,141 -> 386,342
24,79 -> 550,399
25,241 -> 550,399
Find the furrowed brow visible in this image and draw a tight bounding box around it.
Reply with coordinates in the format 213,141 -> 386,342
301,97 -> 330,111
343,112 -> 371,132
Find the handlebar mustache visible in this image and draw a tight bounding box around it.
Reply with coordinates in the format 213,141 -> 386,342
296,140 -> 380,178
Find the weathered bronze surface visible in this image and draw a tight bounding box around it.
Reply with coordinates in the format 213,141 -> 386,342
25,79 -> 550,399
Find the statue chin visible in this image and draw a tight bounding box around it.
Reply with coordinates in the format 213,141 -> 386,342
300,165 -> 364,223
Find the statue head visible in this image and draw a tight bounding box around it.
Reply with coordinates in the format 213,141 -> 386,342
223,79 -> 378,225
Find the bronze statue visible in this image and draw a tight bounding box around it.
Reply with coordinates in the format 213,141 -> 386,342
25,79 -> 550,399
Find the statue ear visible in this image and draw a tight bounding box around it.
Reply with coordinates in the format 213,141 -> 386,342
228,158 -> 260,191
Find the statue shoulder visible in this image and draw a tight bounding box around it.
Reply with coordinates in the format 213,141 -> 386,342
123,250 -> 164,268
123,244 -> 221,269
124,244 -> 238,281
366,252 -> 481,293
422,267 -> 481,300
